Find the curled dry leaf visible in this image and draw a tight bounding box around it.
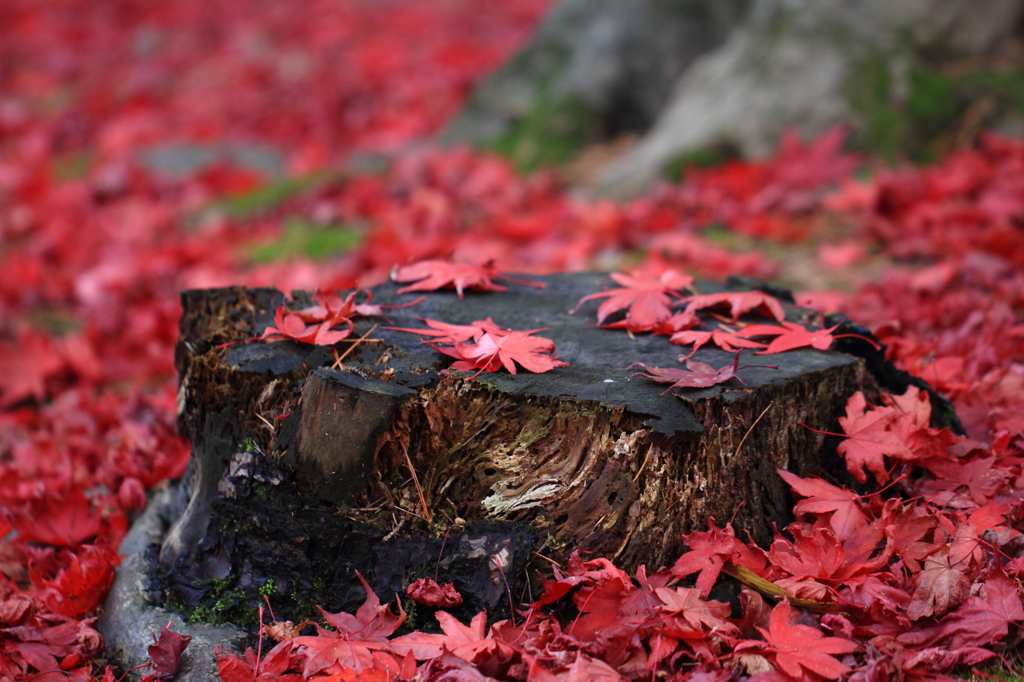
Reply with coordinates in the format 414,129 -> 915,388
406,577 -> 464,607
631,352 -> 776,395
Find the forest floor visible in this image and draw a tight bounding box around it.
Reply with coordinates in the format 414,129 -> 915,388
2,1 -> 1024,681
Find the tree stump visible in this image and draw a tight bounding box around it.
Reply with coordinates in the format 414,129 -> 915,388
154,272 -> 944,628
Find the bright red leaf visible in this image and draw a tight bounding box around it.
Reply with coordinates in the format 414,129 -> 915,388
681,291 -> 786,323
669,328 -> 767,359
433,329 -> 568,376
736,320 -> 882,354
571,269 -> 694,332
836,392 -> 914,484
776,469 -> 868,541
741,599 -> 857,680
393,259 -> 544,298
386,317 -> 505,344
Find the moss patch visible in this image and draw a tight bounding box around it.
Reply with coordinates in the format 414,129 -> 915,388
214,173 -> 327,218
247,217 -> 362,263
491,90 -> 597,173
662,141 -> 742,181
847,51 -> 1024,163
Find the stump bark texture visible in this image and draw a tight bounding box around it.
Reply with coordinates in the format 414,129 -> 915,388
155,273 -> 915,626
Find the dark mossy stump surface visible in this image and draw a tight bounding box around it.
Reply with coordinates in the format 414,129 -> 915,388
126,272 -> 957,638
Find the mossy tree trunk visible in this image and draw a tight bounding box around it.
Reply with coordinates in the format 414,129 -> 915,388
445,0 -> 1024,193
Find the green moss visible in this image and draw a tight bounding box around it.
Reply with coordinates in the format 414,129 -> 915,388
491,91 -> 596,173
247,217 -> 362,263
215,173 -> 325,218
662,142 -> 742,181
847,51 -> 1024,163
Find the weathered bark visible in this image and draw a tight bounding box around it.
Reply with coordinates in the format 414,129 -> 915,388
149,273 -> 951,628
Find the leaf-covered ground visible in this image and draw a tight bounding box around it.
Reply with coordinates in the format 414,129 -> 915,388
2,1 -> 1024,680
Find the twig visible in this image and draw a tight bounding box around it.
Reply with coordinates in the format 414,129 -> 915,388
632,447 -> 654,483
383,516 -> 407,542
401,441 -> 431,522
254,412 -> 275,430
393,505 -> 427,521
531,551 -> 562,569
735,401 -> 774,460
331,324 -> 378,369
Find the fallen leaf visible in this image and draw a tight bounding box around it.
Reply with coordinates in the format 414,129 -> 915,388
681,291 -> 786,323
393,259 -> 544,298
836,392 -> 914,484
571,269 -> 693,332
744,599 -> 856,680
406,577 -> 463,608
147,622 -> 192,678
669,328 -> 767,358
631,353 -> 774,395
434,329 -> 568,376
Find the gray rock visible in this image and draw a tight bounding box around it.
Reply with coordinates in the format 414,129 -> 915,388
98,487 -> 248,681
139,143 -> 285,179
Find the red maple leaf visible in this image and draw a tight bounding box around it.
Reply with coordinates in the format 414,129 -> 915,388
0,327 -> 66,407
392,610 -> 518,679
669,328 -> 767,359
386,317 -> 505,344
216,641 -> 298,682
906,546 -> 972,621
681,291 -> 786,323
393,259 -> 544,298
571,269 -> 693,332
671,520 -> 767,597
734,600 -> 856,678
936,570 -> 1024,649
433,330 -> 568,376
776,470 -> 868,541
836,392 -> 914,484
12,488 -> 103,547
260,304 -> 354,345
768,524 -> 888,586
406,577 -> 463,608
260,289 -> 411,346
316,572 -> 405,642
39,544 -> 120,617
146,622 -> 192,678
742,599 -> 857,680
631,353 -> 774,395
735,320 -> 881,354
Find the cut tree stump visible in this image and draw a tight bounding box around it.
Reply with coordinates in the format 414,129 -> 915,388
152,272 -> 954,628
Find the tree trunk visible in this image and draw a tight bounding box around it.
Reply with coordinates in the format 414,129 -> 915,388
444,0 -> 1024,194
152,274 -> 942,628
442,0 -> 751,172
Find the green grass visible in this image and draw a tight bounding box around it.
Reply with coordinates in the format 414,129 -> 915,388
247,217 -> 362,263
213,173 -> 328,218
